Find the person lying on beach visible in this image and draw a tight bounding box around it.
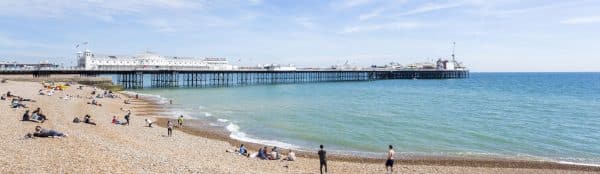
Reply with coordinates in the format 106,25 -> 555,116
112,116 -> 126,125
124,99 -> 131,104
38,89 -> 45,95
47,89 -> 55,96
26,126 -> 68,138
19,97 -> 35,102
11,99 -> 28,109
83,115 -> 96,125
226,144 -> 250,157
283,150 -> 296,161
225,144 -> 251,157
145,119 -> 154,127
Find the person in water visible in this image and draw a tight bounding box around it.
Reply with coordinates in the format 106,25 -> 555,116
386,145 -> 395,174
318,144 -> 327,174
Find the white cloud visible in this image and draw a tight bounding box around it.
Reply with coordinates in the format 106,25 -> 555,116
340,22 -> 422,34
560,16 -> 600,25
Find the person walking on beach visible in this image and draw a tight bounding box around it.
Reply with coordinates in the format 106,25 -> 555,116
124,110 -> 131,125
167,121 -> 174,137
386,145 -> 395,174
318,144 -> 327,174
177,115 -> 184,128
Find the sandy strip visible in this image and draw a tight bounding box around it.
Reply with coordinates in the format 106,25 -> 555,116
0,80 -> 598,173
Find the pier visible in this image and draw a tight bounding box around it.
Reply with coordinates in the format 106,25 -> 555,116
0,69 -> 469,89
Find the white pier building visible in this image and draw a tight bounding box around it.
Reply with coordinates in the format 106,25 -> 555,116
77,50 -> 236,70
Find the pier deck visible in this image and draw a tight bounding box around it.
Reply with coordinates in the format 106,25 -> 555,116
0,69 -> 469,88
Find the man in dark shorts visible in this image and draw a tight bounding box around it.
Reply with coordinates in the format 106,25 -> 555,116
386,145 -> 395,173
124,110 -> 131,125
318,144 -> 327,174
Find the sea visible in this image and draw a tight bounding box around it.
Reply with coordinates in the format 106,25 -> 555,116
126,72 -> 600,165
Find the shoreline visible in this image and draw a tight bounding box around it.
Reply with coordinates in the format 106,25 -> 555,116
123,90 -> 600,172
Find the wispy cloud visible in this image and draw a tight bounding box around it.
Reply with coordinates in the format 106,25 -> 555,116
358,8 -> 384,21
332,0 -> 374,9
340,22 -> 422,34
398,2 -> 463,16
143,19 -> 177,33
248,0 -> 263,5
0,0 -> 200,18
560,16 -> 600,25
295,17 -> 316,29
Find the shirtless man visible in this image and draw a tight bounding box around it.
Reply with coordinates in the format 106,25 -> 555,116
386,145 -> 395,174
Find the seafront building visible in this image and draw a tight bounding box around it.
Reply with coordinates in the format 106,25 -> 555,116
77,50 -> 236,70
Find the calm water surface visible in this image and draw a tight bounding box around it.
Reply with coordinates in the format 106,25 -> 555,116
130,73 -> 600,164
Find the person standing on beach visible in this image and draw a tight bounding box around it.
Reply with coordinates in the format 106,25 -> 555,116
167,121 -> 174,137
177,115 -> 184,128
386,145 -> 395,174
318,144 -> 327,174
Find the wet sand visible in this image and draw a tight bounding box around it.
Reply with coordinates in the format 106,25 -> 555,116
1,80 -> 599,173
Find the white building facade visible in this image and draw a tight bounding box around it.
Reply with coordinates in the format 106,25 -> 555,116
77,50 -> 236,70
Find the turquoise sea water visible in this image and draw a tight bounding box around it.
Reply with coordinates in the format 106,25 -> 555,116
129,73 -> 600,164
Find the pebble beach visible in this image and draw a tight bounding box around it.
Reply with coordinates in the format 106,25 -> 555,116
1,80 -> 599,174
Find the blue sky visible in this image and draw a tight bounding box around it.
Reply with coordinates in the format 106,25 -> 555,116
0,0 -> 599,72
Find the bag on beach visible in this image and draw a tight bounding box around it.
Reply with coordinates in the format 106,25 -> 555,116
73,117 -> 81,123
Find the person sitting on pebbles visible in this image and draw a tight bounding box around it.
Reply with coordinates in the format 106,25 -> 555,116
83,114 -> 97,125
26,126 -> 68,138
87,99 -> 102,106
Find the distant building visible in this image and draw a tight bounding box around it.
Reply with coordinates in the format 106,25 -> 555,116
77,50 -> 236,70
0,61 -> 59,69
260,64 -> 297,71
